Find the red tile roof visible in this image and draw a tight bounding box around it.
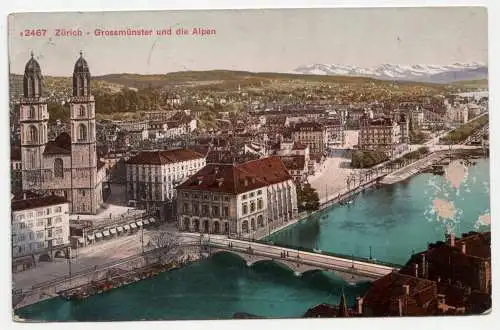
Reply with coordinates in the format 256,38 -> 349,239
238,156 -> 293,186
363,272 -> 437,316
176,157 -> 292,195
43,132 -> 72,155
399,232 -> 491,292
125,148 -> 204,165
11,195 -> 68,212
456,232 -> 491,259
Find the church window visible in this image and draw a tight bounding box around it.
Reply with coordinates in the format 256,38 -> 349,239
54,158 -> 64,178
28,125 -> 38,144
79,106 -> 85,117
78,124 -> 87,141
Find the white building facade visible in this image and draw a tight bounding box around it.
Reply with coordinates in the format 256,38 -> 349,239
11,195 -> 70,259
176,157 -> 298,238
126,148 -> 206,217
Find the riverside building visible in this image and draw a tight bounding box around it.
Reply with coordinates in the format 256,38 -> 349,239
358,114 -> 409,158
175,156 -> 298,237
11,194 -> 70,271
125,148 -> 206,218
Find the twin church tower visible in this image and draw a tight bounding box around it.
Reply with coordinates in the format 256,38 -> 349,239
20,51 -> 104,214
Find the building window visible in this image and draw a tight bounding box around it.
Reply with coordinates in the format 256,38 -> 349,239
257,190 -> 262,195
242,194 -> 247,200
223,206 -> 229,218
250,192 -> 255,198
257,199 -> 263,210
250,202 -> 256,213
242,203 -> 248,215
55,217 -> 62,224
54,158 -> 64,178
212,206 -> 219,217
183,203 -> 189,213
202,205 -> 209,216
36,219 -> 44,227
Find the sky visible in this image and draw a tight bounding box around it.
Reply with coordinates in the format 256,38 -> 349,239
8,7 -> 488,76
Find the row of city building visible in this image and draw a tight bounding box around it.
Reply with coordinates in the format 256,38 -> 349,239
298,231 -> 491,317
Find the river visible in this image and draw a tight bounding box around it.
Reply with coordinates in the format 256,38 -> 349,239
16,158 -> 490,321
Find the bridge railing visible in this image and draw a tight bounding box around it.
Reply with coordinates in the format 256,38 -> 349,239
17,243 -> 202,294
251,240 -> 403,269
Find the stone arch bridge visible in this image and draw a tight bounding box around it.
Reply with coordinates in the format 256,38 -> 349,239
199,236 -> 398,283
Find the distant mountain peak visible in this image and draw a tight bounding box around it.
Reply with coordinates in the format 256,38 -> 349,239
292,62 -> 487,83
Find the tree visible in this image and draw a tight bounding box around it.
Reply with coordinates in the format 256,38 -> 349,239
146,231 -> 181,264
297,183 -> 320,212
351,150 -> 389,168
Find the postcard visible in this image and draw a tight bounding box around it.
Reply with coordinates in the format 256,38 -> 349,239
8,7 -> 490,322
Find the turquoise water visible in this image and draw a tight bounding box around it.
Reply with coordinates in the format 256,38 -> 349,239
16,158 -> 490,321
267,158 -> 491,265
17,253 -> 370,321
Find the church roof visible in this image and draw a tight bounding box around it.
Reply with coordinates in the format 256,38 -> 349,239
44,132 -> 72,155
74,52 -> 90,73
24,52 -> 41,75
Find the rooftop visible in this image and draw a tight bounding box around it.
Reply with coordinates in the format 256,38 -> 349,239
176,156 -> 292,195
126,148 -> 204,165
12,195 -> 68,212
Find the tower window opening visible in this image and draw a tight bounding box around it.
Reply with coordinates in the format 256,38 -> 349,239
78,123 -> 87,141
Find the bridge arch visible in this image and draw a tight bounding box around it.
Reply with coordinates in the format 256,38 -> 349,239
210,250 -> 248,265
248,259 -> 296,273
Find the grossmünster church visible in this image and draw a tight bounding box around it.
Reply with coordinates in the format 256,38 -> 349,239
20,51 -> 105,214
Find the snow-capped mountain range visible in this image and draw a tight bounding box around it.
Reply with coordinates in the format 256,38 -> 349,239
292,63 -> 487,83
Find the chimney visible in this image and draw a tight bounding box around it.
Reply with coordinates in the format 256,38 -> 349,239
414,263 -> 419,278
402,284 -> 410,296
420,254 -> 427,278
356,297 -> 364,315
449,231 -> 455,247
462,243 -> 467,254
398,298 -> 404,317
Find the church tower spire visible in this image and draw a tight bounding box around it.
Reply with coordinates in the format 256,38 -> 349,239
23,51 -> 43,98
72,50 -> 91,97
70,51 -> 102,214
20,52 -> 49,191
